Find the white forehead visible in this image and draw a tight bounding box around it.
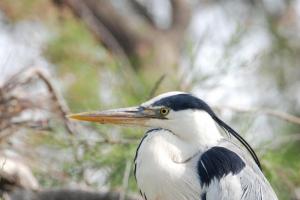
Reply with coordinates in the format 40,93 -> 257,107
141,91 -> 187,107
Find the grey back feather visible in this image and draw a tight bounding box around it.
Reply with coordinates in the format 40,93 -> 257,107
217,139 -> 278,200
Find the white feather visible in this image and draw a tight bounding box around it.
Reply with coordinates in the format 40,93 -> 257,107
135,129 -> 201,200
206,175 -> 242,200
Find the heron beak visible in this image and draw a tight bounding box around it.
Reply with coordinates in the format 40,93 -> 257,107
67,107 -> 156,126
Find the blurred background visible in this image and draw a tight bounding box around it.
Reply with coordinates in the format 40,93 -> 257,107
0,0 -> 299,199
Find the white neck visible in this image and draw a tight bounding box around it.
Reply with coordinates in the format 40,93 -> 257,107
135,110 -> 224,199
146,110 -> 223,155
159,110 -> 223,151
186,110 -> 223,147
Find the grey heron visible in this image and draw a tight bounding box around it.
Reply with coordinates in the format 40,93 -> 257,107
68,91 -> 278,200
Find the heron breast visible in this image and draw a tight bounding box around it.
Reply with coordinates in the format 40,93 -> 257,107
134,129 -> 201,200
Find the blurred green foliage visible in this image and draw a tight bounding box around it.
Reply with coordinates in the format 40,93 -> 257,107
263,142 -> 300,199
44,10 -> 150,191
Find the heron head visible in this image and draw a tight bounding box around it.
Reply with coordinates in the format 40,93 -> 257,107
68,91 -> 220,141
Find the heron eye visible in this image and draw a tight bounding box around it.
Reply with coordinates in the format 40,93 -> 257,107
160,107 -> 170,116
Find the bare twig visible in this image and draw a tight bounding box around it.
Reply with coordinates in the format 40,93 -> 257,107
12,120 -> 51,131
259,134 -> 300,152
129,0 -> 156,28
58,0 -> 134,68
2,66 -> 32,93
33,68 -> 77,135
54,0 -> 191,70
148,74 -> 166,99
1,66 -> 77,138
169,0 -> 191,38
258,109 -> 300,125
214,105 -> 300,125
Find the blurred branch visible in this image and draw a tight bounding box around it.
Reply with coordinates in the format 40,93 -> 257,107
262,134 -> 300,151
214,105 -> 300,125
0,66 -> 77,143
10,120 -> 51,131
148,74 -> 166,99
2,66 -> 31,93
55,0 -> 137,63
53,0 -> 191,70
33,68 -> 77,135
178,30 -> 210,91
129,0 -> 156,28
169,0 -> 191,38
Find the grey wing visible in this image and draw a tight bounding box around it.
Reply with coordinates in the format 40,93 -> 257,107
239,166 -> 278,200
201,139 -> 278,200
204,166 -> 278,200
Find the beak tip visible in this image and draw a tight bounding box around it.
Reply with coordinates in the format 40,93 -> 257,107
66,112 -> 102,123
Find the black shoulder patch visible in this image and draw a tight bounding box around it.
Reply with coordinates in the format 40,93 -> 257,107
197,146 -> 245,187
152,94 -> 214,113
201,192 -> 207,200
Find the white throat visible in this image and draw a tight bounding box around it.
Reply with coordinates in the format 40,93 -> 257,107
148,110 -> 223,152
181,110 -> 223,148
134,112 -> 223,200
135,129 -> 203,200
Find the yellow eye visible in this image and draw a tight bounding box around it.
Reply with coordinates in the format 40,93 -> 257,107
160,107 -> 170,116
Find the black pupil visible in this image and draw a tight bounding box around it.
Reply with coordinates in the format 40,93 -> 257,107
162,109 -> 167,114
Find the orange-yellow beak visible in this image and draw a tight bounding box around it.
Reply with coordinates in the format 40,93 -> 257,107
67,107 -> 157,126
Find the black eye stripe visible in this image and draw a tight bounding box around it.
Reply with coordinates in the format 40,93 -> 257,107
152,94 -> 213,114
